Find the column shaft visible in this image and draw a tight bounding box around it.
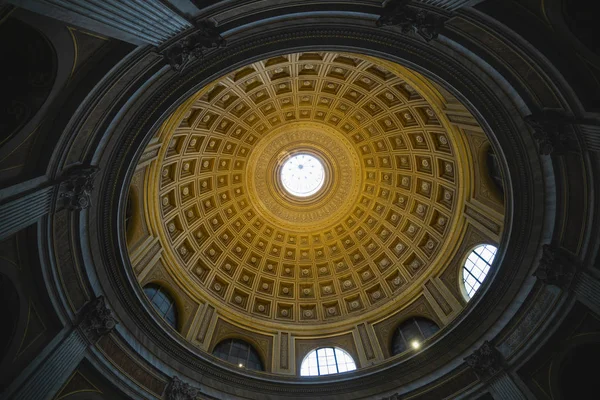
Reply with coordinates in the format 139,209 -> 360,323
489,372 -> 527,400
573,272 -> 600,315
0,185 -> 54,240
4,329 -> 88,400
7,0 -> 192,45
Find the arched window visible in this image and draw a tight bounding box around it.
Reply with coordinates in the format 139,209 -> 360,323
212,338 -> 264,371
300,347 -> 356,376
391,317 -> 440,356
462,244 -> 497,300
143,284 -> 178,329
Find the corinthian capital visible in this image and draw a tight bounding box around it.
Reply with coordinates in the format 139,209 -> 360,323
59,165 -> 99,211
164,376 -> 201,400
376,0 -> 445,42
78,296 -> 117,343
524,109 -> 578,155
464,341 -> 504,381
162,20 -> 226,73
533,245 -> 575,289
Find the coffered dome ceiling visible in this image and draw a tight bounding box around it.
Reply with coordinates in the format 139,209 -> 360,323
137,52 -> 475,331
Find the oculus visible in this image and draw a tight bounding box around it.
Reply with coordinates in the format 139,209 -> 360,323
280,153 -> 325,197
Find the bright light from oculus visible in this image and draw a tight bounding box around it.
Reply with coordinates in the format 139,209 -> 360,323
280,153 -> 325,197
411,340 -> 421,350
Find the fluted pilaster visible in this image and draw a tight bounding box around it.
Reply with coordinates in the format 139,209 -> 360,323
489,373 -> 527,400
572,271 -> 600,315
1,297 -> 117,400
8,0 -> 191,45
0,185 -> 53,240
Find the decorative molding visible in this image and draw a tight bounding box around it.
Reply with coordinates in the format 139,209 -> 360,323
59,166 -> 99,211
425,280 -> 452,316
77,296 -> 118,343
162,20 -> 226,73
524,109 -> 578,155
164,376 -> 201,400
579,122 -> 600,152
358,323 -> 376,360
464,203 -> 501,235
376,0 -> 445,42
532,245 -> 575,290
497,286 -> 557,358
7,0 -> 191,45
380,393 -> 403,400
196,305 -> 214,344
464,341 -> 504,381
0,185 -> 54,240
280,332 -> 289,369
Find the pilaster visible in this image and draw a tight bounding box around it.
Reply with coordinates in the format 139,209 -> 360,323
464,341 -> 528,400
1,296 -> 117,400
0,184 -> 53,240
7,0 -> 192,45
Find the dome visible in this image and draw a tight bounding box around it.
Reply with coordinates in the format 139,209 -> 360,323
135,52 -> 478,335
6,2 -> 596,399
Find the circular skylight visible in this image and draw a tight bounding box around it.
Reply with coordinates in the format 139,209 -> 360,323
280,153 -> 325,197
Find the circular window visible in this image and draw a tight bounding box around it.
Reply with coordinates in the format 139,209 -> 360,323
280,153 -> 325,197
462,244 -> 497,300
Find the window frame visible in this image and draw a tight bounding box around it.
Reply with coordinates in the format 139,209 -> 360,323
299,347 -> 357,377
390,317 -> 440,356
460,244 -> 498,301
143,283 -> 179,330
211,338 -> 265,371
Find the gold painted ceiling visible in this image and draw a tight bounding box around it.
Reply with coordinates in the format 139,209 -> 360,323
141,52 -> 471,329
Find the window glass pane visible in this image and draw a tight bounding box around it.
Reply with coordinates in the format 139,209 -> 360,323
391,318 -> 439,356
462,245 -> 497,300
212,339 -> 264,371
144,284 -> 178,330
300,347 -> 356,376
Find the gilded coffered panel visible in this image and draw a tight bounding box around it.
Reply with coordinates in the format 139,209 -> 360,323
133,52 -> 488,335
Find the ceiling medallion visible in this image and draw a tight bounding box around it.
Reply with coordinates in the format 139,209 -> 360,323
280,153 -> 326,198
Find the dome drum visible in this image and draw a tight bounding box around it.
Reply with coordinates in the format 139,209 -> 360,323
41,17 -> 561,399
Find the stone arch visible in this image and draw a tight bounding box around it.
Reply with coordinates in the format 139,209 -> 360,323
0,17 -> 57,146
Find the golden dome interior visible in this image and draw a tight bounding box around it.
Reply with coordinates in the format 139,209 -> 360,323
132,52 -> 477,332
